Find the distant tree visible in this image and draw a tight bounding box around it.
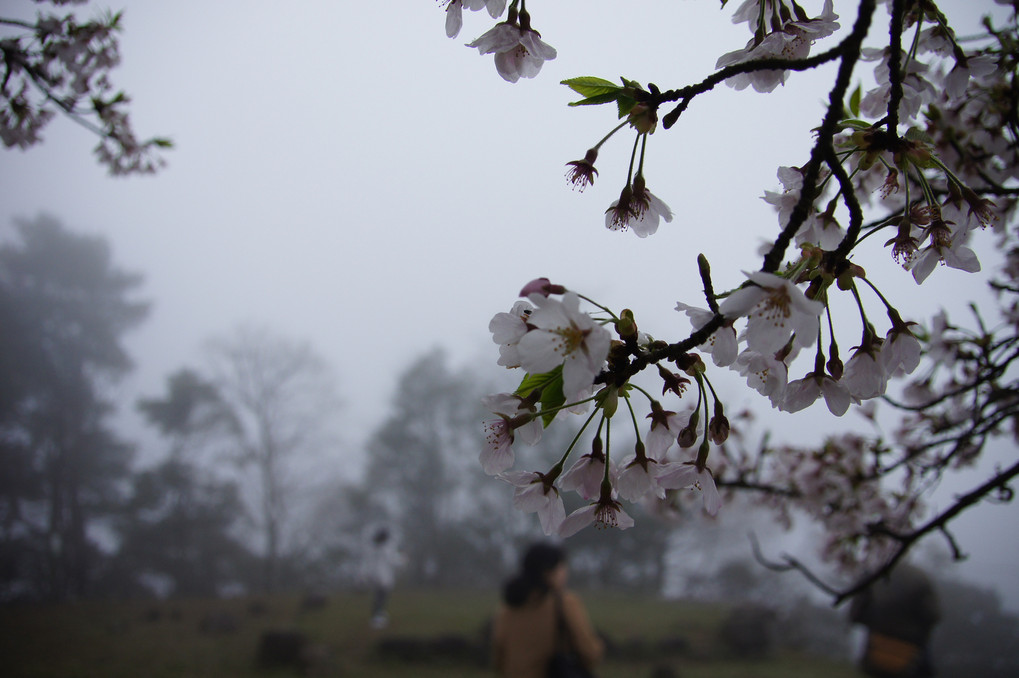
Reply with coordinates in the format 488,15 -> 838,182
0,214 -> 147,600
110,369 -> 253,597
206,325 -> 341,593
136,368 -> 240,463
360,348 -> 525,587
112,458 -> 254,598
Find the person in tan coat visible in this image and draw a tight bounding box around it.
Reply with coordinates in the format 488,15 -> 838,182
492,542 -> 604,678
849,564 -> 941,678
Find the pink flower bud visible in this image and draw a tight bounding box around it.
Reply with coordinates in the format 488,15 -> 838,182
519,278 -> 566,297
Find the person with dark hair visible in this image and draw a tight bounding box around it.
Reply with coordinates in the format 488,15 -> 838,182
849,564 -> 941,678
492,542 -> 603,678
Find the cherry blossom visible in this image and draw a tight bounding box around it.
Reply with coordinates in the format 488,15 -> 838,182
908,233 -> 982,284
860,49 -> 937,124
734,348 -> 791,406
559,451 -> 609,501
0,4 -> 170,173
480,393 -> 541,475
942,55 -> 996,104
716,0 -> 840,93
645,404 -> 689,459
615,456 -> 665,502
604,183 -> 674,237
558,495 -> 635,537
518,278 -> 565,297
657,462 -> 721,516
842,346 -> 889,400
566,149 -> 599,192
781,372 -> 852,416
459,1 -> 1019,597
675,301 -> 738,366
443,0 -> 507,39
881,325 -> 922,376
516,292 -> 611,402
615,436 -> 693,502
719,271 -> 825,354
489,300 -> 532,345
489,300 -> 534,368
466,22 -> 556,83
502,471 -> 566,536
445,0 -> 466,38
763,166 -> 844,249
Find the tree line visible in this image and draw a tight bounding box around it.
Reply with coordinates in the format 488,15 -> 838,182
0,215 -> 671,601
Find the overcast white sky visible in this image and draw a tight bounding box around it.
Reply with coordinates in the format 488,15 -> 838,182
1,0 -> 1016,607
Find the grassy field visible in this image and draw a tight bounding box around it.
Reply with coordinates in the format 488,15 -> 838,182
1,589 -> 861,678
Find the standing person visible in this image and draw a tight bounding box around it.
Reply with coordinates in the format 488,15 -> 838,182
849,564 -> 941,678
362,526 -> 403,629
492,542 -> 604,678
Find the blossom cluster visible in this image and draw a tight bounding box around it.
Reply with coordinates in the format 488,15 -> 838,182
715,0 -> 842,93
482,280 -> 725,536
0,1 -> 170,174
746,433 -> 926,572
453,0 -> 1019,588
441,0 -> 556,83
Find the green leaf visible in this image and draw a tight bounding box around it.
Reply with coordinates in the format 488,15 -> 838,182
567,92 -> 624,107
515,367 -> 565,427
539,381 -> 565,427
904,127 -> 934,145
839,118 -> 873,131
516,369 -> 554,398
848,84 -> 862,118
561,76 -> 621,99
616,97 -> 638,119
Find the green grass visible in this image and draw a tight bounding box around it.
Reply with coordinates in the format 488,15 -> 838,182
1,590 -> 860,678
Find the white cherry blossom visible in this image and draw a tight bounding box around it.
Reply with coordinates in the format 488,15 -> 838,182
502,471 -> 566,536
605,186 -> 674,237
781,372 -> 852,416
444,0 -> 507,38
734,348 -> 791,407
480,393 -> 541,475
675,301 -> 737,366
719,271 -> 825,354
843,348 -> 888,400
445,0 -> 466,38
615,457 -> 663,502
656,462 -> 721,516
645,407 -> 690,459
467,23 -> 556,83
489,300 -> 534,368
881,327 -> 922,376
516,292 -> 611,402
489,300 -> 532,345
908,234 -> 982,284
558,497 -> 635,537
559,452 -> 608,501
716,0 -> 839,93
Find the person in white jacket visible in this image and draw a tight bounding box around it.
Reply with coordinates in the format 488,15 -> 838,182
362,526 -> 404,629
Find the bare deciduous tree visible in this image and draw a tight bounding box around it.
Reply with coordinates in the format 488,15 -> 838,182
207,325 -> 341,592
